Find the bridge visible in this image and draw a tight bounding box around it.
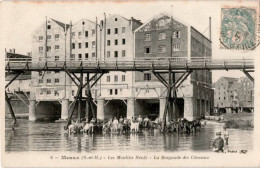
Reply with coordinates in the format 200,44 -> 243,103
5,53 -> 255,131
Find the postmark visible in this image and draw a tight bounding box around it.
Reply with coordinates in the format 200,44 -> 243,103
220,7 -> 258,50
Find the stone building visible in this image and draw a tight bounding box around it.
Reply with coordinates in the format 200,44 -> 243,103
213,76 -> 254,113
134,13 -> 214,121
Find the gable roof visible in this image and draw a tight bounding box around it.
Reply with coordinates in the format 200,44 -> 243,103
134,12 -> 191,33
51,18 -> 70,31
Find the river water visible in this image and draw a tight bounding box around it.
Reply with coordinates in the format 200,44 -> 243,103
5,119 -> 253,153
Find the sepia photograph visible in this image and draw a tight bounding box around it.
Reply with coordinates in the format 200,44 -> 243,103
1,0 -> 259,167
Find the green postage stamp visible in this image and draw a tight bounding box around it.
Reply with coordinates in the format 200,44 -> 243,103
220,7 -> 258,50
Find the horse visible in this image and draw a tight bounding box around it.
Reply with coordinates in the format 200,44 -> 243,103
130,120 -> 140,133
83,122 -> 94,134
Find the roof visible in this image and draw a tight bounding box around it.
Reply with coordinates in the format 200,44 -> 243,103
6,52 -> 31,60
222,77 -> 239,83
135,12 -> 191,33
51,18 -> 70,31
5,74 -> 31,81
73,18 -> 95,26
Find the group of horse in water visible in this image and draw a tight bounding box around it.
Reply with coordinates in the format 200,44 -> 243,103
67,115 -> 202,135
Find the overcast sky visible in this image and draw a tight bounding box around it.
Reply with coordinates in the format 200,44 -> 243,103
0,1 -> 258,82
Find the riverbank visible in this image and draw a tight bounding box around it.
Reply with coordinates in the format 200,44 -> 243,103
205,113 -> 254,129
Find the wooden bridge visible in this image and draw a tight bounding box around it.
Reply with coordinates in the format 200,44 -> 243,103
5,52 -> 255,131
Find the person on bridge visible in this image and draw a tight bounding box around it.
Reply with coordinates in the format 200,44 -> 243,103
212,132 -> 224,152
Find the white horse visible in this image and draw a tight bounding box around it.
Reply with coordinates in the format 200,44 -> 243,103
83,122 -> 94,133
131,120 -> 139,133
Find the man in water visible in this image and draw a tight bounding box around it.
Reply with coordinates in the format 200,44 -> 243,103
119,116 -> 124,124
143,115 -> 149,127
137,115 -> 143,122
223,126 -> 229,145
213,132 -> 224,152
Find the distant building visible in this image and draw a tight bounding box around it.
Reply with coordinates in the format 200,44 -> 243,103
213,76 -> 254,113
134,13 -> 213,120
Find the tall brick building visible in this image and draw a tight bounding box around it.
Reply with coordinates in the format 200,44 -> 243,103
213,77 -> 254,113
134,13 -> 213,121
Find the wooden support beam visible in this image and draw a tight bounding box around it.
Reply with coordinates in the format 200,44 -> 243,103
176,71 -> 192,89
71,73 -> 80,82
243,70 -> 254,83
82,73 -> 98,89
5,91 -> 18,129
65,70 -> 79,86
152,72 -> 168,87
5,72 -> 22,89
162,71 -> 172,132
14,92 -> 29,107
91,73 -> 104,88
77,71 -> 83,122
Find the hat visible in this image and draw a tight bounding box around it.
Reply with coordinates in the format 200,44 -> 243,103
216,132 -> 221,135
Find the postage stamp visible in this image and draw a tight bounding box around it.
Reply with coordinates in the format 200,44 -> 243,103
220,7 -> 258,50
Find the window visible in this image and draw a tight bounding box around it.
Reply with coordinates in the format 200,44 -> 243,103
85,42 -> 88,48
107,40 -> 111,46
47,25 -> 51,29
158,19 -> 165,27
72,90 -> 75,96
114,75 -> 118,82
158,45 -> 166,53
55,56 -> 59,61
70,54 -> 75,61
122,39 -> 126,45
72,43 -> 75,49
92,41 -> 95,48
145,34 -> 151,41
144,73 -> 151,81
122,27 -> 126,33
114,51 -> 118,58
107,76 -> 110,82
78,43 -> 81,49
122,75 -> 125,82
173,31 -> 181,38
55,91 -> 59,96
85,53 -> 89,60
173,44 -> 180,51
107,29 -> 111,35
39,36 -> 43,41
39,71 -> 43,76
78,32 -> 82,38
107,51 -> 111,58
47,79 -> 51,83
78,54 -> 82,60
115,89 -> 118,95
158,32 -> 166,40
39,47 -> 43,53
55,34 -> 59,39
39,91 -> 43,95
39,79 -> 43,83
92,53 -> 96,58
47,46 -> 51,52
122,50 -> 126,57
85,31 -> 88,37
55,45 -> 59,50
47,90 -> 51,95
144,47 -> 151,54
114,28 -> 118,34
110,89 -> 113,95
72,32 -> 75,38
92,29 -> 95,36
55,78 -> 59,83
115,39 -> 118,45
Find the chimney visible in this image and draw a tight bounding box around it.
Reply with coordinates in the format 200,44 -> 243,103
13,48 -> 15,54
209,17 -> 211,41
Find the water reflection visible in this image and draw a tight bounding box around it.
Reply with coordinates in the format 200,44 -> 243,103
5,119 -> 253,152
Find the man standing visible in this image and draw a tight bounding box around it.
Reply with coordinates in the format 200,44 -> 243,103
223,126 -> 229,145
213,132 -> 224,152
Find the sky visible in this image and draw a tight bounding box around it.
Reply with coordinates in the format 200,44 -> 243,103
0,0 -> 258,82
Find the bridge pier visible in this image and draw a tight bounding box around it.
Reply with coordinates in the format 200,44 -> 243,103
29,100 -> 36,121
97,98 -> 105,120
127,98 -> 135,119
184,97 -> 195,121
159,97 -> 166,120
61,99 -> 69,120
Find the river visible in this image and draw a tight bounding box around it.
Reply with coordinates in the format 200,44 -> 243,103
5,119 -> 253,153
